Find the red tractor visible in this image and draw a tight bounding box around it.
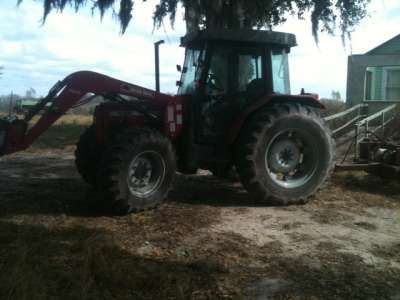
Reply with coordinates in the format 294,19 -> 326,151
0,29 -> 335,214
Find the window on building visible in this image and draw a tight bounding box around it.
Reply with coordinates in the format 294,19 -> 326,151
385,68 -> 400,100
364,66 -> 400,101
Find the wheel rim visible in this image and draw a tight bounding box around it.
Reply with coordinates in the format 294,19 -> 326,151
265,129 -> 319,189
127,151 -> 166,198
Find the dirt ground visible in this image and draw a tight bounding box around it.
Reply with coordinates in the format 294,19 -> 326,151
0,149 -> 400,299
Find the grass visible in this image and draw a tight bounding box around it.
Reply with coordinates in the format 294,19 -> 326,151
28,114 -> 92,150
30,123 -> 87,150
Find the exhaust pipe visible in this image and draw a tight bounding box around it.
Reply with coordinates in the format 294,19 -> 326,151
154,40 -> 165,93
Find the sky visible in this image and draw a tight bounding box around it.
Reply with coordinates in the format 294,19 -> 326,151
0,0 -> 399,99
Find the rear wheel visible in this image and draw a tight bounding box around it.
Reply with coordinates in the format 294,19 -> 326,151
97,127 -> 176,214
236,103 -> 335,205
75,125 -> 103,186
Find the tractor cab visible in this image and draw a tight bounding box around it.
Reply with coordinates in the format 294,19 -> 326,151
177,29 -> 296,144
178,29 -> 295,97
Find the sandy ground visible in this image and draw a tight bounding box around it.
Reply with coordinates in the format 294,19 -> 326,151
0,150 -> 400,299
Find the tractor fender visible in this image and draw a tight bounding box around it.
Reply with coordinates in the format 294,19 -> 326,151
226,94 -> 324,144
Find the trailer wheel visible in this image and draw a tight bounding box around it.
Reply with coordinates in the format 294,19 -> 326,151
236,103 -> 335,205
98,128 -> 176,214
75,125 -> 103,186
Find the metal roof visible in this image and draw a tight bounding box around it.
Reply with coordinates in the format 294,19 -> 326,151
181,29 -> 297,48
366,33 -> 400,55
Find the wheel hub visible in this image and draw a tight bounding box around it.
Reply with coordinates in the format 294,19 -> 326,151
129,157 -> 153,187
265,129 -> 318,189
268,139 -> 301,174
127,151 -> 166,198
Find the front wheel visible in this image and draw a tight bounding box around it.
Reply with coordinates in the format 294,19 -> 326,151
97,128 -> 176,214
236,103 -> 335,205
75,125 -> 103,186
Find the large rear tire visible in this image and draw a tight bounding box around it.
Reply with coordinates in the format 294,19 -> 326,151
236,103 -> 335,205
75,125 -> 103,186
97,127 -> 176,214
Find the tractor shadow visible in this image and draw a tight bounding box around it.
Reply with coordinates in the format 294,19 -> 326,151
0,175 -> 103,217
0,153 -> 265,217
169,173 -> 265,207
0,173 -> 262,218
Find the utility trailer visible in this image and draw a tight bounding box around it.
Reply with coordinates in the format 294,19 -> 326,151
326,103 -> 400,178
0,29 -> 335,214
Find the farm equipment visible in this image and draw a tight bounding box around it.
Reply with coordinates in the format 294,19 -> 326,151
0,29 -> 335,214
330,104 -> 400,177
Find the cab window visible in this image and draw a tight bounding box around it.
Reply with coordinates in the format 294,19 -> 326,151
238,54 -> 264,92
271,49 -> 290,94
178,49 -> 201,95
205,47 -> 230,95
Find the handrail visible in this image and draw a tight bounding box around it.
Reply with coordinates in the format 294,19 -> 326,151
323,102 -> 398,162
331,115 -> 363,135
324,104 -> 367,122
356,104 -> 396,125
324,103 -> 367,137
354,103 -> 398,160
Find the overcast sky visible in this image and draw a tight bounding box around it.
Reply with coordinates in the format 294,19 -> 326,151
0,0 -> 399,99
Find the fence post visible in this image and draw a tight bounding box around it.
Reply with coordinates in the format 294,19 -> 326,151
354,124 -> 359,161
8,92 -> 14,117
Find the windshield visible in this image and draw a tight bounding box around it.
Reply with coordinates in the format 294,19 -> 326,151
271,50 -> 290,94
178,49 -> 202,95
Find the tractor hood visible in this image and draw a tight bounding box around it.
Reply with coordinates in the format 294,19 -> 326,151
181,29 -> 297,49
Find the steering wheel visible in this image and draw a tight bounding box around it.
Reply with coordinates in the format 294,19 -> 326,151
206,73 -> 224,92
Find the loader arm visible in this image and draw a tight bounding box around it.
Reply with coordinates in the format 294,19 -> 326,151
1,71 -> 173,155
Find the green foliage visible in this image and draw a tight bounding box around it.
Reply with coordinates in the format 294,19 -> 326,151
331,90 -> 342,101
0,90 -> 39,114
320,98 -> 346,117
17,0 -> 371,40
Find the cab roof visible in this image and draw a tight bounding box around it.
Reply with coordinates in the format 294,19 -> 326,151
181,29 -> 297,48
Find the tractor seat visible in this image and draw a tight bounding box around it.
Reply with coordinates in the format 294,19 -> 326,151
246,78 -> 265,98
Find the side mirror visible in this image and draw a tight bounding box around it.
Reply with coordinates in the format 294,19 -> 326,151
176,65 -> 182,72
176,81 -> 182,87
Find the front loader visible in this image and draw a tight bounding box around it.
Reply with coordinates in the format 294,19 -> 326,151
0,29 -> 335,214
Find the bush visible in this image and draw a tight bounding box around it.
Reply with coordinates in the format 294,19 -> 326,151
320,99 -> 346,117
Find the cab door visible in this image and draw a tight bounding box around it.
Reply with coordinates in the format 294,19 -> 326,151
194,45 -> 235,143
194,45 -> 269,144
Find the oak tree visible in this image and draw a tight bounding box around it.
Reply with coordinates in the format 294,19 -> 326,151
18,0 -> 371,41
